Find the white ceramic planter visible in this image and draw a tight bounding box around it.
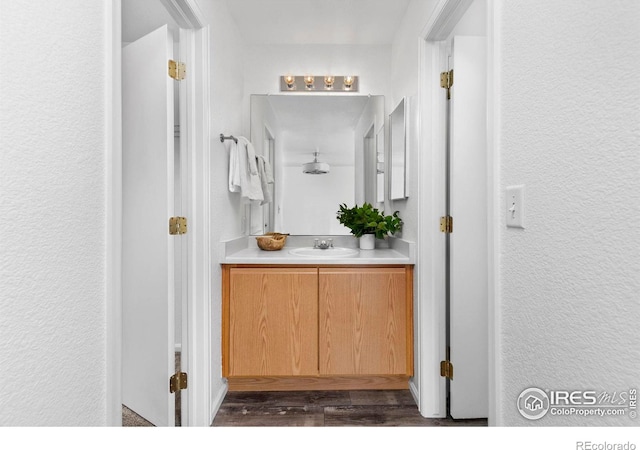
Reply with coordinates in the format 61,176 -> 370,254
359,234 -> 375,250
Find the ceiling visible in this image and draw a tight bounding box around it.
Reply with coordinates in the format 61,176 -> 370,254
122,0 -> 179,43
223,0 -> 412,45
122,0 -> 412,46
261,95 -> 374,166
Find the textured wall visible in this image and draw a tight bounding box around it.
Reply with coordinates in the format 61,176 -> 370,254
0,1 -> 108,425
194,0 -> 247,418
497,0 -> 640,425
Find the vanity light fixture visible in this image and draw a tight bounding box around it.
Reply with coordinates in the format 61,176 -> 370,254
279,75 -> 358,92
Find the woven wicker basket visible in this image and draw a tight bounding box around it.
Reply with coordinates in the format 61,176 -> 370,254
256,232 -> 288,251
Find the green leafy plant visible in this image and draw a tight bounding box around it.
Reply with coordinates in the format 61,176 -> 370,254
336,203 -> 403,239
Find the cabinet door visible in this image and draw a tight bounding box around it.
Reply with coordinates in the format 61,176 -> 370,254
319,267 -> 411,376
228,268 -> 318,376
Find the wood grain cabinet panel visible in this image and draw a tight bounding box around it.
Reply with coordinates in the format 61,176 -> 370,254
226,267 -> 318,377
319,268 -> 412,376
222,264 -> 413,391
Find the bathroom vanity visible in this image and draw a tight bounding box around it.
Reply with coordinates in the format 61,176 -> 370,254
221,237 -> 414,391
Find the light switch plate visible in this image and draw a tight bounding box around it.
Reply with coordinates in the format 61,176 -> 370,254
506,185 -> 525,229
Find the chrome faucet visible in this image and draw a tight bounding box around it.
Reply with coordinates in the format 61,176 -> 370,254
314,238 -> 333,249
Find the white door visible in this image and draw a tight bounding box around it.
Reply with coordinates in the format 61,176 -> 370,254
449,35 -> 488,419
122,24 -> 176,427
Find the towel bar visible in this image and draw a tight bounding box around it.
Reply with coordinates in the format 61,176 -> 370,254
220,134 -> 238,144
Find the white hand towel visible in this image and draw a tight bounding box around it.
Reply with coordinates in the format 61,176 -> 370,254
256,154 -> 274,205
235,136 -> 263,202
238,136 -> 258,175
228,139 -> 241,193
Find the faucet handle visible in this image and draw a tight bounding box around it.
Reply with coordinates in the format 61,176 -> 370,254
314,238 -> 319,248
328,239 -> 333,248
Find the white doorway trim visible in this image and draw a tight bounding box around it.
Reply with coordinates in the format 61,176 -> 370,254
107,0 -> 212,427
485,0 -> 501,426
180,22 -> 213,427
106,0 -> 123,427
415,0 -> 496,421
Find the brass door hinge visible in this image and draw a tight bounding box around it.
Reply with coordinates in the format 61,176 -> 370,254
169,371 -> 188,393
440,216 -> 453,233
169,217 -> 187,235
440,360 -> 454,380
440,69 -> 453,99
169,60 -> 186,80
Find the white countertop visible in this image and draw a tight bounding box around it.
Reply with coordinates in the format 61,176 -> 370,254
222,235 -> 415,265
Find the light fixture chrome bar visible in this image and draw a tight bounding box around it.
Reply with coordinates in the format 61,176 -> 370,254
280,75 -> 358,92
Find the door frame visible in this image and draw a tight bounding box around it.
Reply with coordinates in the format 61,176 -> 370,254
106,0 -> 212,427
415,0 -> 498,423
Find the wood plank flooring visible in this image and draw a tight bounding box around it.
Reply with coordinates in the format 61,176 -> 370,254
212,390 -> 487,427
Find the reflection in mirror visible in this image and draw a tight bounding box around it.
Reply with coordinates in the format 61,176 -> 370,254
363,124 -> 376,205
249,94 -> 385,235
376,126 -> 385,203
390,97 -> 407,200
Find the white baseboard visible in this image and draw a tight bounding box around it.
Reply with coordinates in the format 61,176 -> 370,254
409,378 -> 420,408
410,377 -> 447,418
209,380 -> 228,425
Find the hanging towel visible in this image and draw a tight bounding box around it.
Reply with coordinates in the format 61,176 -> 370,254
256,154 -> 274,205
228,139 -> 241,193
230,136 -> 263,202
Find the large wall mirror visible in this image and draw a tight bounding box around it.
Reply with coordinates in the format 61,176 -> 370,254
389,97 -> 408,200
249,94 -> 385,235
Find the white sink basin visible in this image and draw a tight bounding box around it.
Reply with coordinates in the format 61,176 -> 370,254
288,247 -> 359,258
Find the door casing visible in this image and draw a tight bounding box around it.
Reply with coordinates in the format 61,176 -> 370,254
106,0 -> 212,427
413,0 -> 498,424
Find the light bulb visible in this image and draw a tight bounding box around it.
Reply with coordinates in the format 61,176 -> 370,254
343,75 -> 355,89
304,75 -> 315,89
284,74 -> 295,89
324,75 -> 335,89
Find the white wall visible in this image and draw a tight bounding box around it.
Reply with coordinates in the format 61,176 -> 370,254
496,0 -> 640,425
0,1 -> 108,425
281,165 -> 355,235
389,0 -> 439,242
194,0 -> 247,420
278,128 -> 355,235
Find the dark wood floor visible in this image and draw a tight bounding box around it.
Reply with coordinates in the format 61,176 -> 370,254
211,390 -> 487,427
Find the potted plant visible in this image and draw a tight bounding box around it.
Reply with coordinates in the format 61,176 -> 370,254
336,203 -> 403,249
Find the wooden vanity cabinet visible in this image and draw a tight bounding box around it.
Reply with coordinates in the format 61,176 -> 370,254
318,267 -> 411,376
222,264 -> 413,391
223,267 -> 318,377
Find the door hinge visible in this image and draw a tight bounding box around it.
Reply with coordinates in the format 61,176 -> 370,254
169,217 -> 187,235
440,360 -> 454,380
440,216 -> 453,233
440,69 -> 453,99
441,346 -> 453,379
168,60 -> 186,80
169,371 -> 187,393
